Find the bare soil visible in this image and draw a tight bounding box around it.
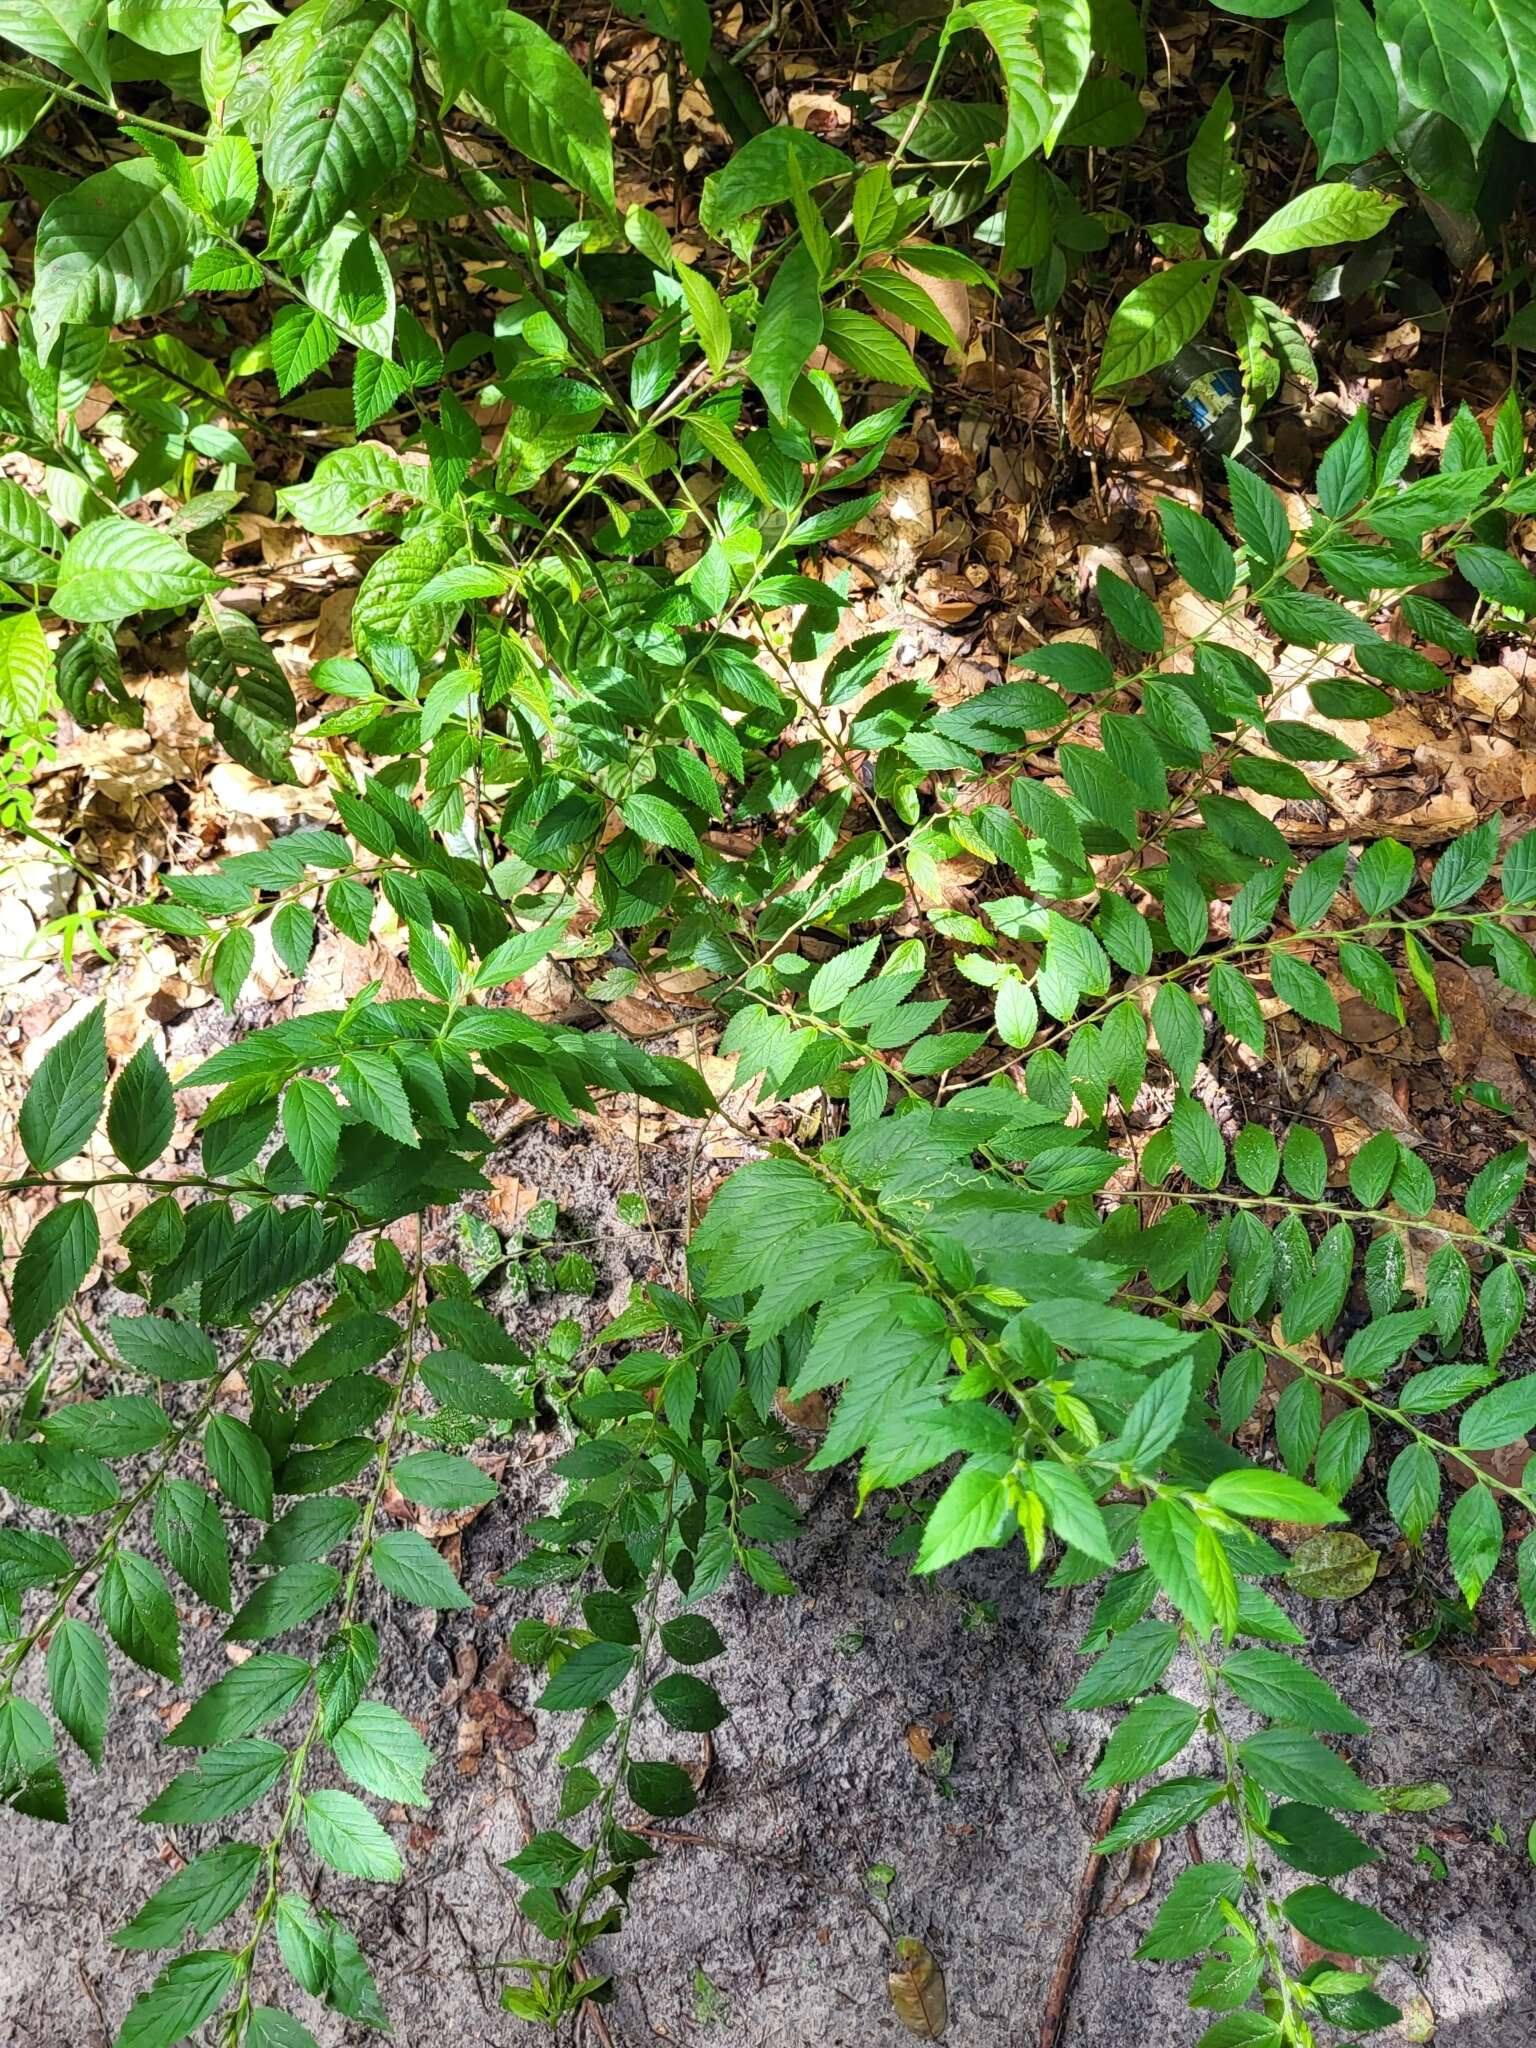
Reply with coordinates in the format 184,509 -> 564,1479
2,1116 -> 1534,2048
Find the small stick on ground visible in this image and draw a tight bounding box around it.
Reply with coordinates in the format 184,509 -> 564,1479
1037,1786 -> 1122,2048
578,1997 -> 616,2048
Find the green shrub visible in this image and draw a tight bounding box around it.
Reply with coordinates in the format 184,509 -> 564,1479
2,6 -> 1536,2046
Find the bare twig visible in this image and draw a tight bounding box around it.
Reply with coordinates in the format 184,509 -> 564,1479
1037,1786 -> 1122,2048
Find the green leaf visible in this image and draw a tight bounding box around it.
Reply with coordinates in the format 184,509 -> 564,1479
1337,938 -> 1403,1022
0,610 -> 54,740
108,1040 -> 175,1173
1232,1122 -> 1279,1195
536,1640 -> 636,1710
32,160 -> 195,341
1032,1461 -> 1116,1562
20,1003 -> 106,1171
1430,817 -> 1500,907
303,1788 -> 402,1881
818,306 -> 928,389
1479,1258 -> 1526,1368
674,259 -> 732,375
153,1479 -> 232,1613
0,1 -> 110,99
859,267 -> 961,348
651,1672 -> 727,1732
1465,1141 -> 1528,1232
400,0 -> 504,105
371,1529 -> 473,1608
1097,1775 -> 1226,1851
270,303 -> 337,397
251,1499 -> 362,1570
205,1414 -> 275,1523
53,518 -> 223,625
14,1199 -> 100,1357
945,0 -> 1052,185
330,1699 -> 433,1805
1350,838 -> 1414,915
1237,183 -> 1400,255
1220,1649 -> 1367,1732
210,926 -> 255,1013
166,1655 -> 311,1748
1237,1727 -> 1383,1811
187,607 -> 297,783
226,1563 -> 341,1643
698,126 -> 849,238
314,1622 -> 379,1740
1086,1692 -> 1202,1788
336,1050 -> 418,1148
264,8 -> 413,258
1386,1442 -> 1440,1542
1159,500 -> 1237,601
659,1614 -> 726,1664
626,1758 -> 697,1816
1269,950 -> 1340,1031
1282,1881 -> 1424,1956
1210,960 -> 1269,1053
112,1316 -> 219,1383
463,10 -> 617,214
1287,841 -> 1348,929
115,1843 -> 265,1953
100,1549 -> 181,1682
1095,262 -> 1222,390
391,1450 -> 496,1511
1284,0 -> 1399,170
115,1949 -> 238,2048
749,242 -> 823,421
1136,1861 -> 1245,1961
46,1618 -> 110,1766
1171,1090 -> 1226,1190
506,1828 -> 585,1885
1187,80 -> 1245,250
140,1739 -> 288,1824
1110,1360 -> 1192,1472
1066,1618 -> 1180,1708
1486,0 -> 1536,140
1460,1371 -> 1536,1450
1226,459 -> 1292,565
1138,1497 -> 1215,1632
1031,0 -> 1094,149
114,0 -> 220,53
1267,1801 -> 1380,1879
1096,566 -> 1165,651
1378,0 -> 1508,147
913,1458 -> 1012,1571
1206,1467 -> 1347,1524
301,220 -> 395,357
619,790 -> 704,858
0,480 -> 62,582
1446,1482 -> 1503,1607
281,1077 -> 342,1194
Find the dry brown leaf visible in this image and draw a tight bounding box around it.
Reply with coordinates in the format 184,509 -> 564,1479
1101,1835 -> 1161,1916
887,1939 -> 946,2039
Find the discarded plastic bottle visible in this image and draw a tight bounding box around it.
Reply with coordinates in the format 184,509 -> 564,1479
1163,343 -> 1243,457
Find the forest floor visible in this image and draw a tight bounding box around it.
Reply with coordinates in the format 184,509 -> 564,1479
4,417 -> 1536,2048
1,1103 -> 1533,2047
6,8 -> 1536,2044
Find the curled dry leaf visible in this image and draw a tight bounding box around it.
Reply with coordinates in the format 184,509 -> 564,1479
1100,1834 -> 1161,1917
905,1722 -> 935,1766
887,1937 -> 946,2039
